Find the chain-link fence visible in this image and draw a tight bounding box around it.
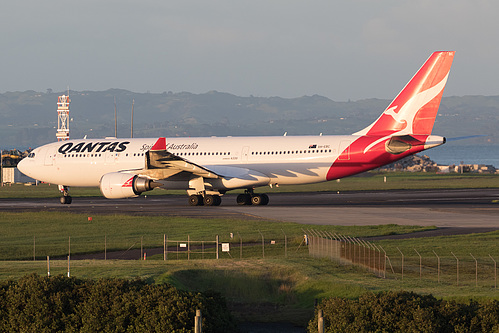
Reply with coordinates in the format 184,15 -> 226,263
306,230 -> 386,277
306,230 -> 499,288
1,231 -> 306,261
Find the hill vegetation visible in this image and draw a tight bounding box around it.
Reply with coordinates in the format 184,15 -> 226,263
0,274 -> 236,332
309,291 -> 499,332
0,90 -> 497,147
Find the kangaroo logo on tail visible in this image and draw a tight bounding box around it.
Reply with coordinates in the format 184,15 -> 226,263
355,51 -> 455,137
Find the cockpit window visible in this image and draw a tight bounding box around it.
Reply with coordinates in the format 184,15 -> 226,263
28,152 -> 35,158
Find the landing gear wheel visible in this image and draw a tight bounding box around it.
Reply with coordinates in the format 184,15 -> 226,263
250,194 -> 269,205
203,195 -> 222,206
60,196 -> 72,205
203,195 -> 215,206
260,193 -> 269,206
251,194 -> 263,205
188,195 -> 204,206
237,194 -> 251,205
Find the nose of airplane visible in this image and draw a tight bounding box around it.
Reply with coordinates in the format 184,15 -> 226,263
17,157 -> 29,176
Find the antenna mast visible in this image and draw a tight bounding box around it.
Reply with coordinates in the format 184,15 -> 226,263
114,97 -> 117,138
131,99 -> 134,138
56,94 -> 70,141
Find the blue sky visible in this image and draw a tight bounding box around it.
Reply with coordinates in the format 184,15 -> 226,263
1,0 -> 498,100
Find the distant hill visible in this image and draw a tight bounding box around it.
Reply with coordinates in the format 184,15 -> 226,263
0,90 -> 497,148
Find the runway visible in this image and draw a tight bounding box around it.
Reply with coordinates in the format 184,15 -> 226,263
1,189 -> 499,230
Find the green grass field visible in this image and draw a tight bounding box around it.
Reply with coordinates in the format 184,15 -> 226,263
0,210 -> 499,325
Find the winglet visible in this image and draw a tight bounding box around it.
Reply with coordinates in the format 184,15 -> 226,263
151,137 -> 166,151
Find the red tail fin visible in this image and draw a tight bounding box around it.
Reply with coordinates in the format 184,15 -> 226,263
355,51 -> 455,136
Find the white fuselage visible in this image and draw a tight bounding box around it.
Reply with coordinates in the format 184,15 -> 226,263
19,135 -> 355,189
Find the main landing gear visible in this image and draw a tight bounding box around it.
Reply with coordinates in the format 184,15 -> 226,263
58,185 -> 72,205
236,190 -> 269,206
188,194 -> 222,206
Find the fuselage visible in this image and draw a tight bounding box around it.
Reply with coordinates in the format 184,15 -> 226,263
18,133 -> 443,190
19,135 -> 351,187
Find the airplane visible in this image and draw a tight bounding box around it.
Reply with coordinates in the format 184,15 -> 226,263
18,51 -> 455,206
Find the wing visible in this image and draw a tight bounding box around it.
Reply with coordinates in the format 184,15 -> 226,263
140,137 -> 221,180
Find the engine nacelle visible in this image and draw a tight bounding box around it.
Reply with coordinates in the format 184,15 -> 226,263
99,172 -> 158,199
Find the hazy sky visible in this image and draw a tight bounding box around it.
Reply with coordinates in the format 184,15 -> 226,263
1,0 -> 498,100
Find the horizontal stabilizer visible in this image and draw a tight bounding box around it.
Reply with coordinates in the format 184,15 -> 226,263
446,135 -> 487,142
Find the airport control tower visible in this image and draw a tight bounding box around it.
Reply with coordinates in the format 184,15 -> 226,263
56,94 -> 70,141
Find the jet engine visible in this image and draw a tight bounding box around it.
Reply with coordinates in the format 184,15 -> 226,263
99,172 -> 160,199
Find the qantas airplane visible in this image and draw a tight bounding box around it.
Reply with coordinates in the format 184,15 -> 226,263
18,51 -> 455,206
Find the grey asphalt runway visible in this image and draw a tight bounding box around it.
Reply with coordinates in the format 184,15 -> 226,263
1,189 -> 498,230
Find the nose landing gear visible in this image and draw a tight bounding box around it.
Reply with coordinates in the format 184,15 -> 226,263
58,185 -> 72,205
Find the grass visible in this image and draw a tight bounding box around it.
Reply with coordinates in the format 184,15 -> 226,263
2,172 -> 499,199
0,211 -> 498,325
2,252 -> 499,325
0,212 -> 433,260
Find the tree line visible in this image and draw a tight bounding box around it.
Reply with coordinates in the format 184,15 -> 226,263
309,291 -> 499,332
0,274 -> 236,332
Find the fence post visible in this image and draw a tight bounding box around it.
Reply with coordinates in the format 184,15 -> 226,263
339,234 -> 349,261
195,309 -> 202,333
321,231 -> 329,259
451,252 -> 459,286
308,229 -> 316,257
470,253 -> 478,287
490,255 -> 497,289
345,236 -> 351,262
333,233 -> 341,263
282,229 -> 287,258
237,232 -> 242,259
397,247 -> 404,280
361,239 -> 374,273
433,251 -> 440,283
216,235 -> 219,259
348,236 -> 356,264
359,239 -> 367,269
360,239 -> 371,272
47,256 -> 50,277
258,230 -> 265,259
364,240 -> 374,273
325,232 -> 334,260
352,237 -> 362,266
377,244 -> 387,278
318,309 -> 324,333
414,249 -> 422,280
